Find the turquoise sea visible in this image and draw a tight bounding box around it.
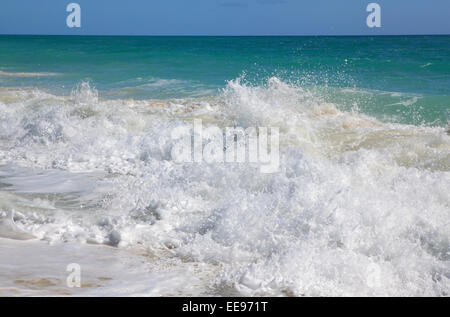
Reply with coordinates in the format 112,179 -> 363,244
0,35 -> 449,125
0,36 -> 449,296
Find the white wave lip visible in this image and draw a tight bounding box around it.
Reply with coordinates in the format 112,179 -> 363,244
0,71 -> 58,77
0,79 -> 449,296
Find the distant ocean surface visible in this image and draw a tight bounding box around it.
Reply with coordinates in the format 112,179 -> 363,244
0,35 -> 449,125
0,35 -> 449,296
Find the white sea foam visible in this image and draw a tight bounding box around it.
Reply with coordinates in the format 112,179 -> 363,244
0,71 -> 58,77
0,79 -> 448,296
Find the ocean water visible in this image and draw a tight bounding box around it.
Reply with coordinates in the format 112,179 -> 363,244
0,35 -> 449,296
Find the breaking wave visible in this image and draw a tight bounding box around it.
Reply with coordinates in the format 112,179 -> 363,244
0,78 -> 449,296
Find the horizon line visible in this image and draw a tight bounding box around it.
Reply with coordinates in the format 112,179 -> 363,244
1,33 -> 449,37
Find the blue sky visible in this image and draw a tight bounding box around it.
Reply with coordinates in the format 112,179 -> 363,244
0,0 -> 449,35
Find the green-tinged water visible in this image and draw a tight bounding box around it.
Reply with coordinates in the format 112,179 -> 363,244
0,35 -> 449,125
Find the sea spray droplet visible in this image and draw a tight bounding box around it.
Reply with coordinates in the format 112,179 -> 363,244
71,81 -> 99,105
